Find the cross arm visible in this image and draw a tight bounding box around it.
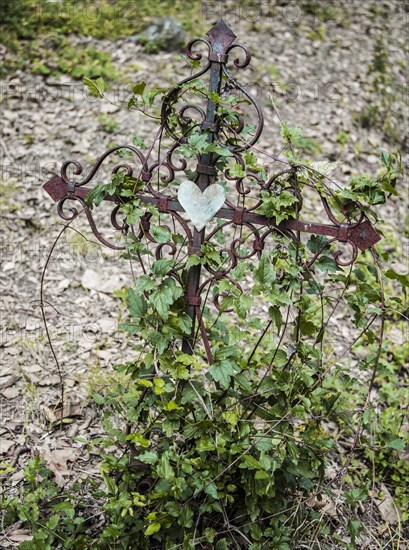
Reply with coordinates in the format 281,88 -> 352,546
43,175 -> 381,252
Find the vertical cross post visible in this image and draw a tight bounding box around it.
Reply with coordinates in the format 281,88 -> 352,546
182,21 -> 237,355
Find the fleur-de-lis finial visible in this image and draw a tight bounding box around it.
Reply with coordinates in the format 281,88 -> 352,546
206,19 -> 237,54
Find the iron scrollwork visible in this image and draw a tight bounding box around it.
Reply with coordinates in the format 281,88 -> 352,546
43,19 -> 381,361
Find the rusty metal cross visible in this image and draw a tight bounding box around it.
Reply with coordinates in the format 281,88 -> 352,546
44,20 -> 381,361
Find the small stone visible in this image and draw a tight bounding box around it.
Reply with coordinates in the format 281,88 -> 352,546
367,154 -> 378,164
1,386 -> 19,399
130,17 -> 187,52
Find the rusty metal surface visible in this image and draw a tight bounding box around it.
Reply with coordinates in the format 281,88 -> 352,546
43,19 -> 381,361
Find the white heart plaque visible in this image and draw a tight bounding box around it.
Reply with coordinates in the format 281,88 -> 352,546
178,180 -> 226,232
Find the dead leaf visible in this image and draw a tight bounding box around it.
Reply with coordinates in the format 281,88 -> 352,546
81,268 -> 121,293
306,494 -> 337,517
0,374 -> 17,389
41,401 -> 84,425
8,529 -> 33,543
375,484 -> 400,525
40,446 -> 79,486
0,438 -> 15,455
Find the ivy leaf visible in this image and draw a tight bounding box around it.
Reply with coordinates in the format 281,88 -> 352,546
229,162 -> 246,178
132,134 -> 146,148
255,254 -> 276,285
137,451 -> 158,465
386,438 -> 405,450
150,278 -> 183,319
85,183 -> 107,208
151,225 -> 171,244
385,269 -> 409,288
307,234 -> 330,254
157,454 -> 175,480
209,360 -> 235,389
316,255 -> 339,273
268,305 -> 283,332
127,288 -> 148,318
83,77 -> 106,98
133,81 -> 147,95
151,259 -> 174,277
177,314 -> 193,335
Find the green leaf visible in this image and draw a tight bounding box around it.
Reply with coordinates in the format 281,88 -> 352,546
209,360 -> 235,389
85,183 -> 107,208
165,400 -> 182,411
234,373 -> 252,392
93,393 -> 105,405
385,269 -> 409,288
151,225 -> 171,244
135,275 -> 157,293
153,378 -> 165,395
206,142 -> 232,157
133,81 -> 147,95
281,120 -> 303,142
255,469 -> 269,480
257,190 -> 298,223
127,288 -> 148,318
223,411 -> 238,427
204,482 -> 219,499
188,131 -> 209,152
46,514 -> 60,530
179,505 -> 194,528
255,253 -> 276,285
316,255 -> 339,273
150,278 -> 183,319
186,254 -> 202,268
126,433 -> 150,448
137,451 -> 158,464
307,234 -> 330,254
386,438 -> 405,451
229,162 -> 246,178
157,454 -> 175,480
152,259 -> 174,277
145,522 -> 161,536
177,314 -> 192,336
83,77 -> 106,98
268,305 -> 283,332
52,501 -> 75,519
240,455 -> 261,470
132,134 -> 146,148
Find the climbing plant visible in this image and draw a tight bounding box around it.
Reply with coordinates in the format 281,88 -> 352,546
1,21 -> 407,550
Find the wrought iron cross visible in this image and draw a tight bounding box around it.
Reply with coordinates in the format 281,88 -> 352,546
43,20 -> 381,362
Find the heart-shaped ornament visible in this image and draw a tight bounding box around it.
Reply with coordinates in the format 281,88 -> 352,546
178,180 -> 226,232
